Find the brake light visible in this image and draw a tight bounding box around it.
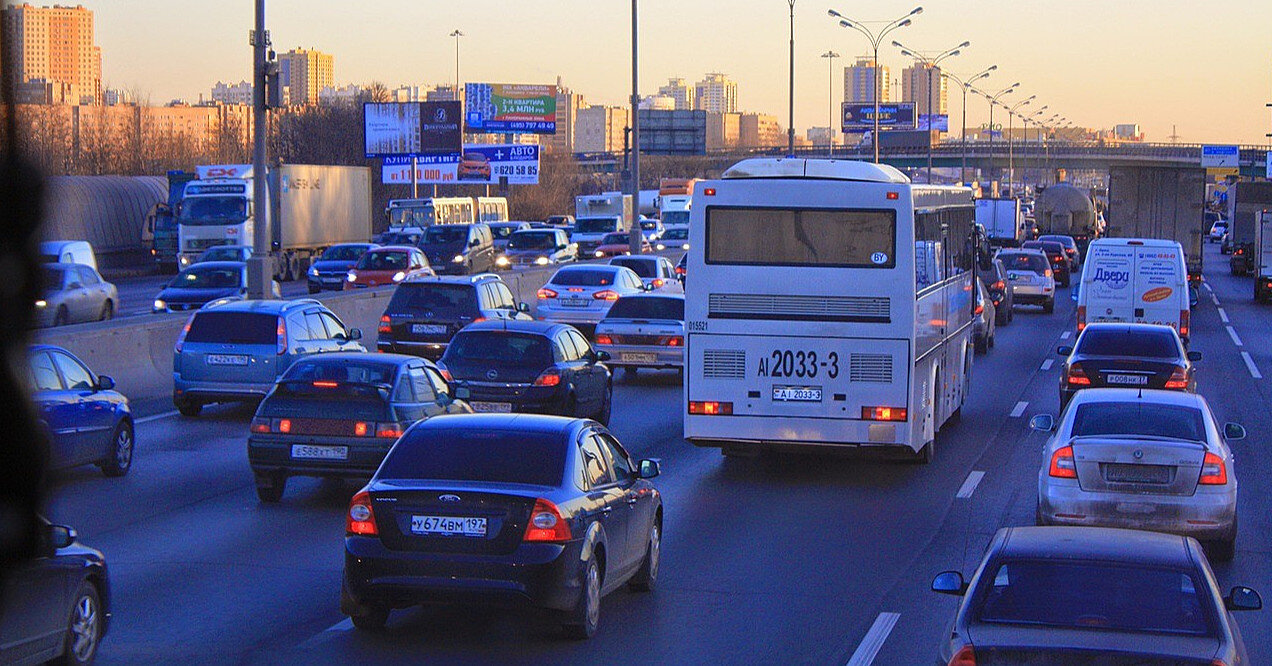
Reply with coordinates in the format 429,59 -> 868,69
1164,367 -> 1189,389
437,363 -> 452,382
537,287 -> 558,299
1076,306 -> 1086,331
594,333 -> 613,345
249,417 -> 271,434
471,317 -> 487,324
948,646 -> 977,666
312,381 -> 339,388
974,303 -> 984,315
703,187 -> 716,196
375,422 -> 405,439
689,401 -> 732,415
862,406 -> 907,421
1044,269 -> 1053,278
378,315 -> 392,335
276,318 -> 288,355
533,368 -> 562,387
1049,446 -> 1077,478
174,315 -> 194,353
675,265 -> 686,276
1179,309 -> 1189,338
993,280 -> 1004,290
886,191 -> 900,200
1066,364 -> 1090,386
662,335 -> 683,346
1200,452 -> 1228,485
277,418 -> 292,434
524,498 -> 572,543
353,421 -> 369,436
593,289 -> 620,301
346,490 -> 378,536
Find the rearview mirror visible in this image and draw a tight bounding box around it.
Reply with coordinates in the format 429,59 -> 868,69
556,244 -> 567,251
1226,586 -> 1262,611
931,571 -> 966,595
1187,350 -> 1202,362
637,458 -> 661,479
1224,423 -> 1247,441
347,327 -> 363,341
48,524 -> 76,550
470,239 -> 480,247
95,375 -> 115,391
1057,346 -> 1073,356
1029,414 -> 1056,432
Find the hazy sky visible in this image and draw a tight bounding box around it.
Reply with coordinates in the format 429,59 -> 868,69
95,0 -> 1272,145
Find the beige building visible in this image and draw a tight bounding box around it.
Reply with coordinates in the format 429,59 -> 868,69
574,105 -> 629,153
706,111 -> 740,151
550,78 -> 585,154
739,113 -> 781,148
844,57 -> 889,104
657,78 -> 695,111
211,81 -> 253,106
695,73 -> 738,114
901,63 -> 947,117
2,3 -> 102,104
278,48 -> 334,106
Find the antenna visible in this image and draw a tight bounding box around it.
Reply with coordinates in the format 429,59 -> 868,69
1167,125 -> 1181,144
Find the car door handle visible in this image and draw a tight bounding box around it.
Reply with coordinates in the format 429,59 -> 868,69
625,496 -> 638,505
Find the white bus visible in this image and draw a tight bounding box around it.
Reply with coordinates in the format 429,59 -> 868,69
683,158 -> 978,462
385,197 -> 477,231
475,196 -> 510,223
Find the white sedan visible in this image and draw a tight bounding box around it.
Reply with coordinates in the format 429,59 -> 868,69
536,264 -> 647,329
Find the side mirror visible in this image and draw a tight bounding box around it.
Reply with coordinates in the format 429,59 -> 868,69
1224,423 -> 1247,441
1225,586 -> 1262,611
594,350 -> 611,362
556,244 -> 567,251
48,524 -> 76,550
931,571 -> 967,595
637,458 -> 661,479
1029,414 -> 1056,432
1187,350 -> 1202,362
643,283 -> 655,292
1057,346 -> 1073,356
96,375 -> 116,391
517,302 -> 530,313
347,327 -> 363,341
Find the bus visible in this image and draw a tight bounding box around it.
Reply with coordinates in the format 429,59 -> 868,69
384,197 -> 477,231
683,158 -> 977,463
475,196 -> 510,223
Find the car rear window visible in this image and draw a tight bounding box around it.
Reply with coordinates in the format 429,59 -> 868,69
1077,329 -> 1179,358
998,252 -> 1049,274
378,428 -> 566,486
185,311 -> 277,344
388,284 -> 479,317
977,559 -> 1212,636
605,296 -> 684,320
610,258 -> 656,277
601,233 -> 630,245
447,331 -> 553,366
1070,402 -> 1206,441
551,269 -> 618,287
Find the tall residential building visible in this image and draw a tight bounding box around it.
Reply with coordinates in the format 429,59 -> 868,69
574,105 -> 629,153
551,77 -> 586,154
2,3 -> 102,104
695,73 -> 738,114
901,63 -> 947,117
806,127 -> 840,146
1113,123 -> 1143,141
278,48 -> 334,106
739,113 -> 782,148
844,57 -> 889,104
211,81 -> 253,106
705,112 -> 741,151
657,77 -> 695,111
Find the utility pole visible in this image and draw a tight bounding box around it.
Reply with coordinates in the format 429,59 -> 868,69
821,51 -> 840,156
628,0 -> 643,256
246,0 -> 270,300
787,0 -> 796,156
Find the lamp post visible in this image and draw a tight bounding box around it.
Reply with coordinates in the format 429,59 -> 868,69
628,0 -> 642,255
821,50 -> 840,155
1022,106 -> 1047,193
1006,94 -> 1035,195
971,82 -> 1018,188
828,6 -> 922,163
246,0 -> 270,299
892,40 -> 967,184
787,0 -> 796,156
942,66 -> 995,184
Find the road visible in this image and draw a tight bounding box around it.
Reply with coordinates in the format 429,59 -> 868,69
44,241 -> 1272,665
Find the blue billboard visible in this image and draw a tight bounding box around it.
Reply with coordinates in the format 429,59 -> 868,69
842,102 -> 917,133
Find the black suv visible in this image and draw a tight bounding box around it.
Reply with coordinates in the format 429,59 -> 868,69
377,274 -> 532,359
418,223 -> 496,275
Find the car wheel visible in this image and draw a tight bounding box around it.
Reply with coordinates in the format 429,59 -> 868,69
628,518 -> 661,592
974,335 -> 987,354
594,384 -> 612,426
100,421 -> 134,477
1206,516 -> 1237,562
350,605 -> 389,632
255,473 -> 286,503
175,398 -> 202,417
988,331 -> 996,349
54,305 -> 68,327
1008,307 -> 1015,323
308,285 -> 320,294
562,556 -> 601,639
53,581 -> 102,666
99,300 -> 113,321
1043,298 -> 1055,314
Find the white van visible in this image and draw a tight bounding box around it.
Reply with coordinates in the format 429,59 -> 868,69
40,241 -> 98,271
1078,238 -> 1189,341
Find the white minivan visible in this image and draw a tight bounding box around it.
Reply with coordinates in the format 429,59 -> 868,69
40,240 -> 98,271
1078,238 -> 1190,341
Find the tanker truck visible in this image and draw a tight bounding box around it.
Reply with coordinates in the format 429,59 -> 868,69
1033,183 -> 1099,253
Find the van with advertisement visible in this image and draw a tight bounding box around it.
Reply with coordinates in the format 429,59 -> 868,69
1077,238 -> 1190,342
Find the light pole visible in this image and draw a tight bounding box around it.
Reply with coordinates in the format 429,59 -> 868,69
787,0 -> 796,156
943,65 -> 995,184
828,6 -> 922,163
628,0 -> 642,255
449,30 -> 464,97
246,0 -> 270,300
1006,95 -> 1035,194
971,82 -> 1019,187
1023,106 -> 1047,193
821,50 -> 840,155
893,40 -> 966,184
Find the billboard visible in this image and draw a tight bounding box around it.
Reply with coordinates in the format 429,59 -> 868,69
464,83 -> 557,134
419,101 -> 463,155
842,102 -> 916,133
1200,144 -> 1239,168
382,144 -> 540,185
363,102 -> 421,157
917,114 -> 949,132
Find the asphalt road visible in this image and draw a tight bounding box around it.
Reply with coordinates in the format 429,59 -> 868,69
44,240 -> 1272,665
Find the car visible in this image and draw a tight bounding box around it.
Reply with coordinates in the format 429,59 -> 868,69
457,151 -> 492,181
1220,231 -> 1232,255
608,255 -> 679,291
1037,233 -> 1080,266
28,345 -> 134,476
1031,388 -> 1243,559
1078,238 -> 1192,340
656,225 -> 690,251
36,263 -> 118,326
593,232 -> 652,258
488,221 -> 533,252
545,214 -> 575,227
376,273 -> 532,359
417,223 -> 496,275
340,413 -> 662,638
182,244 -> 252,268
995,248 -> 1055,312
172,299 -> 365,416
594,293 -> 685,375
497,228 -> 577,269
1058,322 -> 1199,407
40,240 -> 98,270
154,261 -> 280,312
931,526 -> 1261,665
638,217 -> 665,242
440,320 -> 613,423
247,352 -> 470,502
345,246 -> 432,289
536,265 -> 647,331
983,258 -> 1014,325
1209,220 -> 1229,243
1,518 -> 111,665
376,230 -> 423,246
570,216 -> 625,256
1022,240 -> 1071,286
972,278 -> 996,353
308,243 -> 377,293
675,253 -> 687,284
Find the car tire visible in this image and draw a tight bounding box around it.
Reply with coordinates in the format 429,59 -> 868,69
255,473 -> 286,503
54,305 -> 68,327
974,336 -> 987,354
1008,307 -> 1015,323
176,398 -> 202,418
988,331 -> 996,349
1043,298 -> 1055,314
594,384 -> 612,426
561,557 -> 601,639
308,285 -> 320,294
53,581 -> 102,666
350,605 -> 389,632
99,421 -> 134,477
628,518 -> 661,592
99,300 -> 113,321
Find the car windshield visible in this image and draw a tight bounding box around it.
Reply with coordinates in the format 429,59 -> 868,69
662,227 -> 689,240
1070,402 -> 1207,441
446,331 -> 553,367
201,247 -> 246,261
322,245 -> 370,261
378,232 -> 421,245
1077,329 -> 1179,358
662,210 -> 690,226
576,218 -> 617,233
602,233 -> 630,245
184,311 -> 276,344
387,284 -> 479,317
604,297 -> 684,320
172,265 -> 240,289
610,258 -> 657,277
490,225 -> 519,239
40,266 -> 65,291
357,251 -> 409,270
977,559 -> 1212,636
551,268 -> 618,287
998,252 -> 1050,274
421,226 -> 469,245
377,428 -> 566,486
508,231 -> 556,250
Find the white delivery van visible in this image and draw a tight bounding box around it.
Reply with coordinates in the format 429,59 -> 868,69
1078,238 -> 1190,341
40,241 -> 98,271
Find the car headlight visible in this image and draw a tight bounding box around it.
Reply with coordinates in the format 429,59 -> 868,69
346,271 -> 357,282
496,256 -> 510,267
309,267 -> 319,277
34,299 -> 47,308
535,256 -> 550,265
594,250 -> 604,257
153,299 -> 166,311
682,243 -> 690,250
452,254 -> 465,263
392,271 -> 406,282
656,243 -> 666,251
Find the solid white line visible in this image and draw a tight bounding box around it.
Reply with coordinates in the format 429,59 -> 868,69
1226,326 -> 1244,347
135,410 -> 179,424
1040,359 -> 1054,371
845,612 -> 900,666
324,619 -> 353,633
1060,331 -> 1071,339
956,471 -> 986,499
1203,282 -> 1213,293
1218,308 -> 1230,324
1241,352 -> 1263,379
1010,401 -> 1028,418
1211,294 -> 1220,306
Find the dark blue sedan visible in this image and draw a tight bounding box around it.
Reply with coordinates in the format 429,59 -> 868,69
152,261 -> 280,313
307,243 -> 378,293
341,414 -> 663,639
28,345 -> 134,477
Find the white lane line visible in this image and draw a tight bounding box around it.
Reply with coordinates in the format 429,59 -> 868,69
1010,401 -> 1029,418
1203,282 -> 1213,293
1226,326 -> 1244,347
1060,331 -> 1071,339
1218,308 -> 1230,324
1211,294 -> 1220,306
845,612 -> 900,666
956,471 -> 986,499
136,410 -> 179,424
298,618 -> 354,649
1241,352 -> 1263,379
1040,359 -> 1054,371
324,619 -> 353,633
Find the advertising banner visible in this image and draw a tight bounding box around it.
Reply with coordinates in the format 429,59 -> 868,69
842,102 -> 916,133
917,114 -> 949,132
464,83 -> 557,134
382,145 -> 540,185
364,102 -> 421,157
1200,144 -> 1239,168
419,101 -> 463,155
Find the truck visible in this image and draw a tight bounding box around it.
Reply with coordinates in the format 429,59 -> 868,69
1256,211 -> 1272,301
1226,181 -> 1272,276
1106,166 -> 1205,291
975,198 -> 1023,247
177,164 -> 373,281
574,192 -> 633,255
1033,183 -> 1099,252
142,170 -> 196,272
658,178 -> 697,227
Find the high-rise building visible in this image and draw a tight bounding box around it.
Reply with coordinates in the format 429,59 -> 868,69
739,113 -> 782,148
1113,123 -> 1143,141
2,3 -> 102,104
211,81 -> 253,106
806,126 -> 840,147
695,73 -> 738,114
657,78 -> 695,111
706,112 -> 741,150
551,77 -> 586,154
901,63 -> 947,117
844,57 -> 889,104
574,105 -> 629,153
278,48 -> 334,106
103,88 -> 134,106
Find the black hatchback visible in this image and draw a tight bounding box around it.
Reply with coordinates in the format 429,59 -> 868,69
377,274 -> 532,359
439,320 -> 613,425
341,414 -> 663,638
1058,323 -> 1200,408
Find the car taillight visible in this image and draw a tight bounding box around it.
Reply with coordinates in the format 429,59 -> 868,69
661,335 -> 683,346
594,333 -> 613,345
1164,366 -> 1189,389
1066,364 -> 1090,386
652,278 -> 664,288
1200,452 -> 1227,485
675,266 -> 686,276
250,417 -> 271,434
1049,445 -> 1077,478
1179,309 -> 1189,338
346,490 -> 378,536
862,406 -> 907,421
1076,306 -> 1086,331
436,363 -> 452,382
471,317 -> 487,324
1044,269 -> 1054,278
174,314 -> 194,353
523,498 -> 572,543
974,303 -> 984,315
354,421 -> 369,436
375,422 -> 405,439
993,280 -> 1005,290
593,289 -> 620,301
277,318 -> 288,355
277,418 -> 292,434
948,646 -> 977,666
688,401 -> 732,415
378,315 -> 392,335
533,368 -> 562,387
537,287 -> 558,299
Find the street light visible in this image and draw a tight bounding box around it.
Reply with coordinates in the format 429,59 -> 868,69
892,39 -> 967,183
787,0 -> 796,156
971,81 -> 1019,188
449,30 -> 463,97
1023,106 -> 1047,193
1006,94 -> 1035,194
828,6 -> 922,163
821,50 -> 840,155
943,65 -> 995,184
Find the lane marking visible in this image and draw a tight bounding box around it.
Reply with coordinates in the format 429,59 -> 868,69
1059,331 -> 1071,339
1218,308 -> 1229,324
1241,352 -> 1263,379
136,410 -> 179,424
323,619 -> 353,633
1211,294 -> 1220,306
1226,326 -> 1244,347
956,471 -> 986,499
845,612 -> 900,666
298,618 -> 354,649
1203,282 -> 1213,293
1040,359 -> 1054,371
1010,401 -> 1028,418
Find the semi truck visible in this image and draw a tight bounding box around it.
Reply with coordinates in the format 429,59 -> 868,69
975,198 -> 1023,247
1226,181 -> 1272,276
574,192 -> 633,255
142,170 -> 196,271
176,164 -> 373,280
1255,211 -> 1272,301
1106,166 -> 1205,290
1034,183 -> 1099,252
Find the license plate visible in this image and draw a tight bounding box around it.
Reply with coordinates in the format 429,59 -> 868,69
411,323 -> 447,334
1104,463 -> 1171,484
290,444 -> 348,460
470,401 -> 513,413
1106,373 -> 1149,385
621,352 -> 657,364
411,515 -> 487,537
205,354 -> 248,366
561,298 -> 589,307
772,386 -> 823,402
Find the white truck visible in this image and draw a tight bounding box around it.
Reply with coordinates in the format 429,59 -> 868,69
1077,237 -> 1190,341
1255,210 -> 1272,302
975,197 -> 1023,247
177,164 -> 372,281
573,192 -> 633,256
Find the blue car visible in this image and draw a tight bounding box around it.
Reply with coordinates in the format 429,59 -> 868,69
153,261 -> 280,313
308,243 -> 378,293
28,345 -> 134,476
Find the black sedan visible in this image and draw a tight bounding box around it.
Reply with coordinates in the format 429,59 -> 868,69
1,519 -> 111,665
1059,323 -> 1199,407
983,258 -> 1014,325
248,353 -> 470,502
1022,240 -> 1071,287
931,526 -> 1261,664
439,320 -> 613,425
341,414 -> 663,638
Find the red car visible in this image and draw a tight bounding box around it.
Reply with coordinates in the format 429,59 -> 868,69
344,246 -> 433,289
593,232 -> 652,258
457,152 -> 491,181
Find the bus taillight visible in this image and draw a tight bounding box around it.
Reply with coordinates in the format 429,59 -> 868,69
862,406 -> 907,421
689,401 -> 732,415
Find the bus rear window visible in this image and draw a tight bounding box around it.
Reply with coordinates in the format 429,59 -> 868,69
705,207 -> 895,268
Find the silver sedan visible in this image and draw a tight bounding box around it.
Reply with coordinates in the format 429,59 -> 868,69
36,263 -> 119,326
594,293 -> 685,376
1031,388 -> 1244,560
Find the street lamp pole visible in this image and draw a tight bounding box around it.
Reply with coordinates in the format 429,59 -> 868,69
828,6 -> 922,164
628,0 -> 642,256
943,66 -> 995,185
246,0 -> 270,300
893,40 -> 967,184
1006,95 -> 1035,194
971,82 -> 1019,190
788,0 -> 796,156
1022,106 -> 1046,193
821,50 -> 840,156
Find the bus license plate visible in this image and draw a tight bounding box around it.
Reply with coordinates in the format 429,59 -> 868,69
411,515 -> 487,537
772,386 -> 822,402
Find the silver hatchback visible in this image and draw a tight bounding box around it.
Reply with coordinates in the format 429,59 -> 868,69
594,293 -> 685,374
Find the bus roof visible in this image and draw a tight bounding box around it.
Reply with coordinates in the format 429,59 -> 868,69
722,158 -> 909,184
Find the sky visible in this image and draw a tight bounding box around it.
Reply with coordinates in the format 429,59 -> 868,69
92,0 -> 1272,145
